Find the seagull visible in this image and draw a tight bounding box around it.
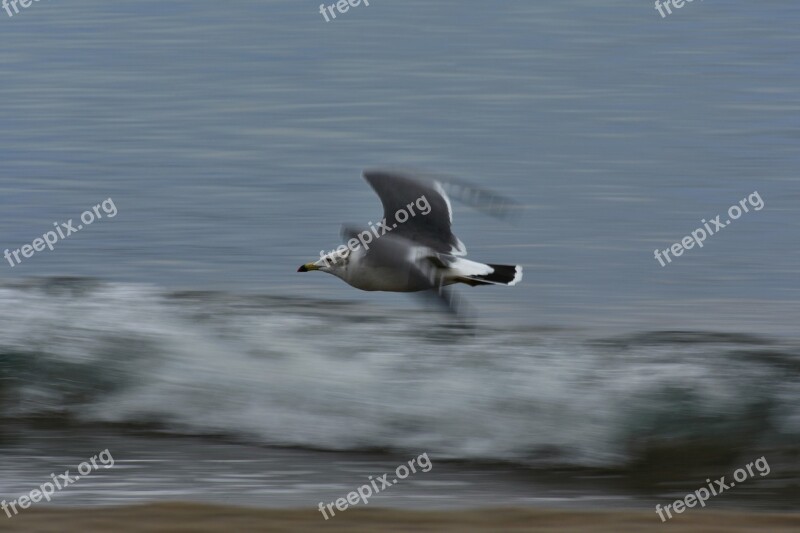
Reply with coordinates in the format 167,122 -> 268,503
297,170 -> 522,312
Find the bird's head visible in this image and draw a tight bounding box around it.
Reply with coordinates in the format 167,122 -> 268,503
297,247 -> 352,277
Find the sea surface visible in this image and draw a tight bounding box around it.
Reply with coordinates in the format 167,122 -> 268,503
0,0 -> 798,512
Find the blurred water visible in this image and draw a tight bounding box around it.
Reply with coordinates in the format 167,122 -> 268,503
0,279 -> 797,509
0,0 -> 798,332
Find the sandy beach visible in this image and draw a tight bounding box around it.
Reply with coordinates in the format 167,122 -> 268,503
2,505 -> 799,533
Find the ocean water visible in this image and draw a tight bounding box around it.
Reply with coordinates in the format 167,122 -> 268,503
0,279 -> 797,509
0,0 -> 798,511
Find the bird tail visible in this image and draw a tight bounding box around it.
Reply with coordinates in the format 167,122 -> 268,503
455,263 -> 522,287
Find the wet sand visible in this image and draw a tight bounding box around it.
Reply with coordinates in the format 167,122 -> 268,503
2,504 -> 799,532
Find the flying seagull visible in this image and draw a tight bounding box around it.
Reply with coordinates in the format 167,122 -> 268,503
297,170 -> 522,312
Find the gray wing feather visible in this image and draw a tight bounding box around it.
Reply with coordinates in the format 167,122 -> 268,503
362,169 -> 520,255
362,170 -> 460,254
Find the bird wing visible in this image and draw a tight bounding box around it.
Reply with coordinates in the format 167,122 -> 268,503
362,170 -> 465,255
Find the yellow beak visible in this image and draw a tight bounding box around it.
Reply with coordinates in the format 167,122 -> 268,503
297,262 -> 321,272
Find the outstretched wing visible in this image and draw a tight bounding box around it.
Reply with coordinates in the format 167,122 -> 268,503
362,170 -> 466,256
